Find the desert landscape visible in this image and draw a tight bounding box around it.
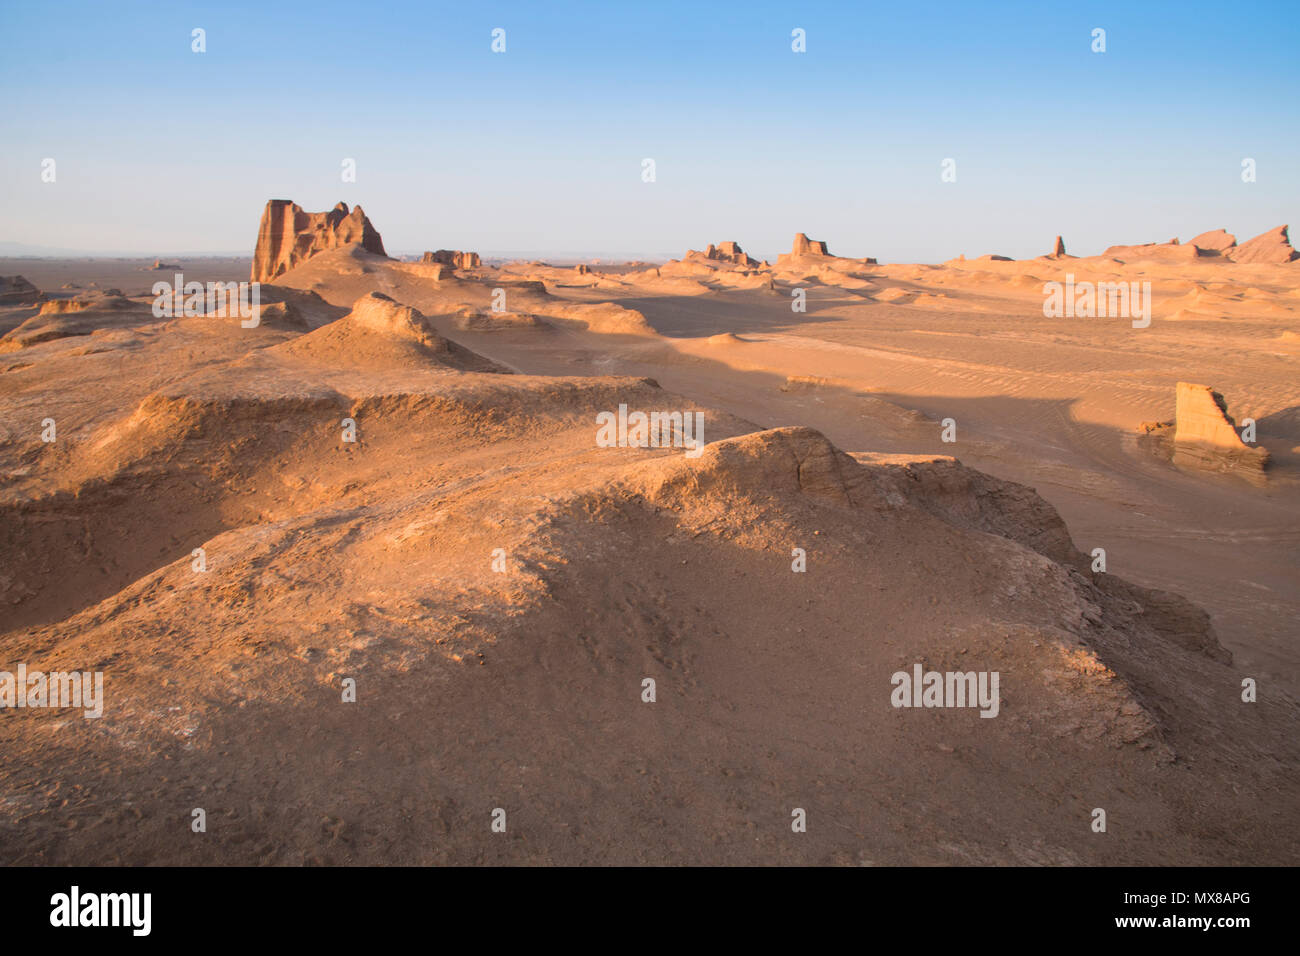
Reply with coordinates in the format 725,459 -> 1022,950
1,3 -> 1297,885
0,201 -> 1296,865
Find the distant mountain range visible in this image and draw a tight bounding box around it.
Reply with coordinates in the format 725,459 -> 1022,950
0,241 -> 249,259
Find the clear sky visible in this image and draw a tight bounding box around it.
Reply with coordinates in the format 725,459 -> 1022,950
1,0 -> 1297,262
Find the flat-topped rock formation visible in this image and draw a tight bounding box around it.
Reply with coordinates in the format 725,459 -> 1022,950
1227,225 -> 1298,264
791,232 -> 830,256
250,200 -> 387,283
421,250 -> 481,270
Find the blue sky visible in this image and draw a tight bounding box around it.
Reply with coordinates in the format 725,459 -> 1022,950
1,0 -> 1296,261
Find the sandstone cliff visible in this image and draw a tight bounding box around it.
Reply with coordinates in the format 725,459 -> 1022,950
421,250 -> 481,270
250,200 -> 387,283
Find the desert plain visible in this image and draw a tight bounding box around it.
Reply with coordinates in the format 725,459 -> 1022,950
0,205 -> 1296,865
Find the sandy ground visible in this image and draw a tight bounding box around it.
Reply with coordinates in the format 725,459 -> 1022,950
0,245 -> 1296,865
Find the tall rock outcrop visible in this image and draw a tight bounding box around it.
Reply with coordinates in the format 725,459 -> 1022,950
713,241 -> 756,266
1051,235 -> 1066,257
1227,225 -> 1298,264
1172,382 -> 1269,477
1140,383 -> 1269,480
251,200 -> 387,283
790,232 -> 830,257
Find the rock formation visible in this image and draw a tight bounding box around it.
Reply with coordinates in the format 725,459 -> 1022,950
251,300 -> 311,332
775,233 -> 877,269
1101,238 -> 1201,261
684,241 -> 757,267
713,241 -> 756,266
37,291 -> 133,314
1227,225 -> 1298,264
270,292 -> 506,374
1092,227 -> 1295,262
1051,235 -> 1066,257
421,250 -> 481,270
2,291 -> 147,350
1188,229 -> 1237,253
1143,383 -> 1269,478
791,232 -> 830,257
0,275 -> 41,306
250,200 -> 387,283
398,260 -> 454,281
